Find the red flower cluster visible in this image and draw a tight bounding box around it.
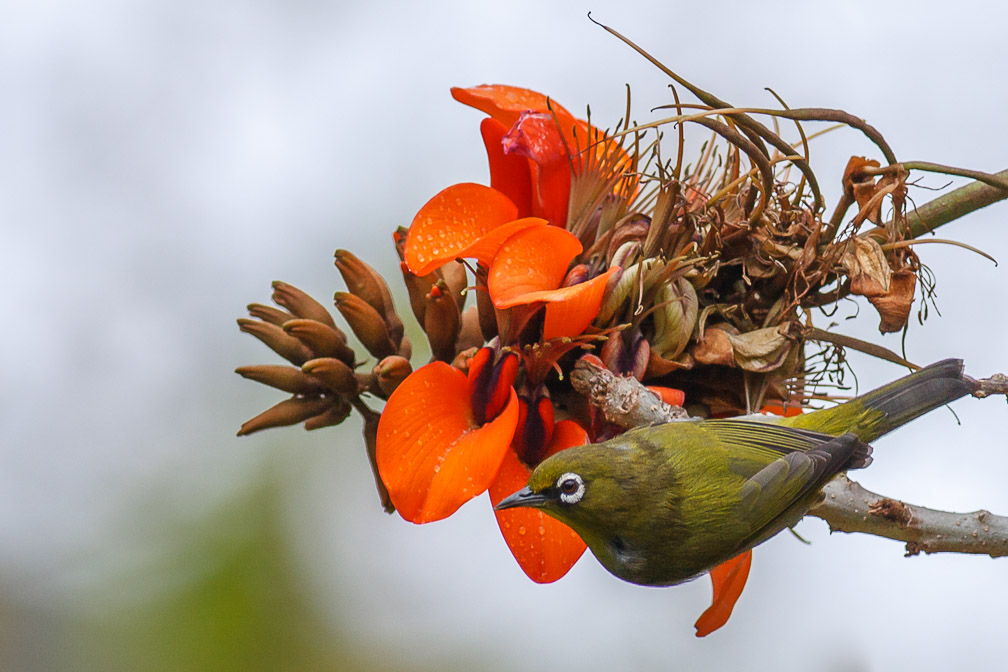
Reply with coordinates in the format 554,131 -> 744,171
375,84 -> 750,632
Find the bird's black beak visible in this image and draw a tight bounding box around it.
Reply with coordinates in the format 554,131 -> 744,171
494,486 -> 548,511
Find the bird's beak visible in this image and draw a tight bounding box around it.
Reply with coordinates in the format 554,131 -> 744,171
494,486 -> 548,511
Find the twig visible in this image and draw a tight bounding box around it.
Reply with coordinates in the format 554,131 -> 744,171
570,355 -> 689,427
811,475 -> 1008,558
572,354 -> 1008,557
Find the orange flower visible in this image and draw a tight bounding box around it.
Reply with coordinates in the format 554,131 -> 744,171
453,83 -> 619,228
487,225 -> 619,341
376,351 -> 519,523
376,347 -> 590,582
489,419 -> 589,583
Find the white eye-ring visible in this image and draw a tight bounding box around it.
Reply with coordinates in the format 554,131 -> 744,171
556,472 -> 585,504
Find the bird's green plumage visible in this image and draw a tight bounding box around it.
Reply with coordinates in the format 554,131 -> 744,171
498,359 -> 978,586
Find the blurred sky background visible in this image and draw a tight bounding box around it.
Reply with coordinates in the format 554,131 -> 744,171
3,1 -> 1007,670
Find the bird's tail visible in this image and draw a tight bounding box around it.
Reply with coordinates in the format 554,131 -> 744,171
787,359 -> 979,442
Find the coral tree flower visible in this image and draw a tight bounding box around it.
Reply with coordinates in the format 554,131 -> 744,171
376,351 -> 520,524
378,85 -> 629,584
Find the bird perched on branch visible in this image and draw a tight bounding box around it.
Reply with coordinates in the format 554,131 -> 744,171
495,359 -> 979,587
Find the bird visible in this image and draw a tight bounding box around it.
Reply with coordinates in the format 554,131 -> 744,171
495,359 -> 979,587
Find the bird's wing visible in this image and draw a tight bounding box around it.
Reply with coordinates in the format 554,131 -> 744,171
702,421 -> 870,550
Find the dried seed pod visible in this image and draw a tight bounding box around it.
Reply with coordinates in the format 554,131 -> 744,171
272,281 -> 337,329
333,292 -> 397,359
237,318 -> 314,365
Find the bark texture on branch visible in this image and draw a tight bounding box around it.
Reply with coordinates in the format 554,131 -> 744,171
812,475 -> 1008,558
571,355 -> 1008,558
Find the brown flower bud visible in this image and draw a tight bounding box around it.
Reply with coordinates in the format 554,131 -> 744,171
302,357 -> 359,395
333,292 -> 396,359
304,398 -> 352,431
234,365 -> 326,395
424,281 -> 461,363
237,396 -> 333,436
400,261 -> 437,325
560,264 -> 589,288
392,226 -> 408,262
438,260 -> 468,312
334,249 -> 405,348
246,303 -> 293,327
373,355 -> 413,397
455,305 -> 484,353
237,318 -> 314,365
271,281 -> 337,329
475,268 -> 498,341
361,408 -> 395,513
282,318 -> 354,364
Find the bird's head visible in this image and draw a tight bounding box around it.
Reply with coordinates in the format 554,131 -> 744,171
494,441 -> 640,551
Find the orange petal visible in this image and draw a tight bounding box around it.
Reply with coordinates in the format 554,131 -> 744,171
760,403 -> 804,417
694,550 -> 752,637
489,420 -> 589,583
531,157 -> 572,227
541,266 -> 619,340
488,227 -> 583,308
451,84 -> 576,135
376,362 -> 519,523
481,118 -> 533,218
459,217 -> 548,272
404,183 -> 518,276
646,385 -> 686,407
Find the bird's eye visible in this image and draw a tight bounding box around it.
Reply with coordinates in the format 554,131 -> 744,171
556,472 -> 585,504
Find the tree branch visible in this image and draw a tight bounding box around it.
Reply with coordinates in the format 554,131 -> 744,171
811,475 -> 1008,558
570,355 -> 1008,557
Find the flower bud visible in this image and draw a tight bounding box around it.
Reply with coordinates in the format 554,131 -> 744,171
303,397 -> 352,431
246,303 -> 294,327
302,357 -> 359,395
237,396 -> 333,436
475,268 -> 498,342
438,261 -> 468,312
271,281 -> 337,329
373,355 -> 412,398
400,261 -> 437,325
235,364 -> 325,395
282,318 -> 354,364
334,249 -> 406,349
560,264 -> 589,288
455,305 -> 484,353
237,318 -> 314,365
333,292 -> 396,359
334,249 -> 389,316
424,281 -> 461,363
650,277 -> 698,360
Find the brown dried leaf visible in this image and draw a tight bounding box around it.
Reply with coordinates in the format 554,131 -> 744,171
842,237 -> 891,298
868,270 -> 916,334
725,325 -> 791,372
693,325 -> 736,367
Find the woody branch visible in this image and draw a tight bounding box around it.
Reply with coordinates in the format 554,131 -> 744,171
570,356 -> 1008,558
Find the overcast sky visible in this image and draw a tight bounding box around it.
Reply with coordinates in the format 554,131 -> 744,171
2,1 -> 1007,669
